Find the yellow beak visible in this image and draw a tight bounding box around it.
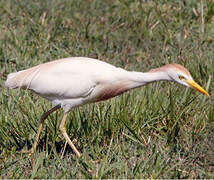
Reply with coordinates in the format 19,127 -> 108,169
186,80 -> 210,97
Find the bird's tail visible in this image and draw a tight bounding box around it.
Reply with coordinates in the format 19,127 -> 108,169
5,71 -> 21,89
5,65 -> 41,89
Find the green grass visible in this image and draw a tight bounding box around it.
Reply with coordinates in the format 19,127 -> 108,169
0,0 -> 214,178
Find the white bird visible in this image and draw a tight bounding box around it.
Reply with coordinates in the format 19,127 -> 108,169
5,57 -> 209,157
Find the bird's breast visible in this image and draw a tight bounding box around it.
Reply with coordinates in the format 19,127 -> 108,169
93,80 -> 131,102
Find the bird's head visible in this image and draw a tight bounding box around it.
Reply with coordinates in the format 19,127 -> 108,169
164,63 -> 209,97
150,63 -> 209,97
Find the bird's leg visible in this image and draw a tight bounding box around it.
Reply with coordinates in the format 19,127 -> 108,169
21,105 -> 60,154
59,112 -> 81,158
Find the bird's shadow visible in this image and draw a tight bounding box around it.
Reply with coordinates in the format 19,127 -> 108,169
17,138 -> 80,158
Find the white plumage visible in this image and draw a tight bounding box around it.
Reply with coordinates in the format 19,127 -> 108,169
6,57 -> 130,111
5,57 -> 209,157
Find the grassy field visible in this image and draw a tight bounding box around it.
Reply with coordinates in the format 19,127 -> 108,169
0,0 -> 214,178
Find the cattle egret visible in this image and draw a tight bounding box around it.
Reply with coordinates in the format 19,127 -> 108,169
5,57 -> 209,157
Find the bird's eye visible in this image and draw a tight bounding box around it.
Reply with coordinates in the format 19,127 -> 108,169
179,75 -> 185,80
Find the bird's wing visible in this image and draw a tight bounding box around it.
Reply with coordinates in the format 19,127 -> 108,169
30,70 -> 96,99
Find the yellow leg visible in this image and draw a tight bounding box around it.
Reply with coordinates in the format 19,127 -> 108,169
59,112 -> 81,158
21,105 -> 60,154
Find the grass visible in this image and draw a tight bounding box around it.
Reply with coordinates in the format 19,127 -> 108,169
0,0 -> 214,178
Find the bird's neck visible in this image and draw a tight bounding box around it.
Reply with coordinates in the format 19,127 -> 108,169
126,70 -> 171,89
